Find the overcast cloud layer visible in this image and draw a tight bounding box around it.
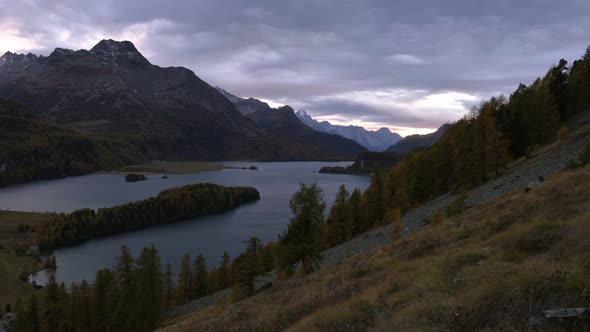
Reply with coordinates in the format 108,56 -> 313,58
1,0 -> 589,135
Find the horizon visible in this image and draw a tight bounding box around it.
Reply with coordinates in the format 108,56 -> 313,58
2,1 -> 589,136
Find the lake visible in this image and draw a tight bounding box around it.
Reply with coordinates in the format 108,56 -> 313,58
0,162 -> 370,285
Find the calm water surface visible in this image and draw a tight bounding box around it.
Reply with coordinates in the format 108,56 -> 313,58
0,162 -> 370,285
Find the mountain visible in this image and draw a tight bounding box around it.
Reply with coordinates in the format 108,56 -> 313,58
0,40 -> 362,162
239,104 -> 367,160
216,87 -> 272,115
296,110 -> 402,151
216,88 -> 367,159
386,123 -> 450,154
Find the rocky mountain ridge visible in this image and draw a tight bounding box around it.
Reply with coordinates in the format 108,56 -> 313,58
0,40 -> 363,162
296,110 -> 402,151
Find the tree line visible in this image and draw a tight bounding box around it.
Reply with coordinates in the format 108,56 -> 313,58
36,183 -> 260,249
349,47 -> 590,232
0,98 -> 148,188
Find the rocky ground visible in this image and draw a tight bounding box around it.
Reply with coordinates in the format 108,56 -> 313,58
168,123 -> 590,319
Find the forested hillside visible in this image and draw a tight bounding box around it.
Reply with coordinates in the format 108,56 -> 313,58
0,99 -> 147,187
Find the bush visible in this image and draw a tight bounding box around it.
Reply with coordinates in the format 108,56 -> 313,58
516,223 -> 565,254
567,142 -> 590,169
446,192 -> 467,217
431,210 -> 442,225
557,126 -> 569,141
387,208 -> 402,241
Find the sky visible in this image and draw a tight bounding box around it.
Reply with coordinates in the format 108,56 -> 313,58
1,0 -> 589,136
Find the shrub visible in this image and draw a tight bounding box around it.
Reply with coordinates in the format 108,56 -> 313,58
446,192 -> 467,217
442,252 -> 487,277
557,126 -> 569,141
387,208 -> 403,241
516,223 -> 565,254
431,210 -> 442,225
567,142 -> 590,169
230,284 -> 245,303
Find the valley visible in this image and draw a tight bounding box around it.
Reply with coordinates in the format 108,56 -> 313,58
2,2 -> 590,330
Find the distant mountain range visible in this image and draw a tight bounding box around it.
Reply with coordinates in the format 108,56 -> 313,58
0,39 -> 364,162
216,88 -> 402,152
295,111 -> 402,152
215,87 -> 367,159
386,124 -> 450,154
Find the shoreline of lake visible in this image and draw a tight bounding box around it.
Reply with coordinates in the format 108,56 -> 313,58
0,162 -> 370,286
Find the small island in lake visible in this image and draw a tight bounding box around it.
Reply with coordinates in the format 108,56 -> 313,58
125,174 -> 147,182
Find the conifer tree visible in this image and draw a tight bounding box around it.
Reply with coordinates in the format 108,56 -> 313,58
135,245 -> 164,330
193,253 -> 208,298
26,295 -> 40,332
177,253 -> 193,303
219,251 -> 232,289
279,183 -> 326,274
326,185 -> 353,246
94,268 -> 116,331
164,262 -> 175,309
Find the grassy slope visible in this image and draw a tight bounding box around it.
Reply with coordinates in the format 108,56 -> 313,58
0,254 -> 44,309
0,210 -> 51,249
0,211 -> 49,308
159,165 -> 590,331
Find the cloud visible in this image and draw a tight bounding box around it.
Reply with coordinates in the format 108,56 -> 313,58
2,0 -> 590,135
386,54 -> 427,65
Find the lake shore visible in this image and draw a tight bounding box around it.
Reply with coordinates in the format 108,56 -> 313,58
100,161 -> 238,175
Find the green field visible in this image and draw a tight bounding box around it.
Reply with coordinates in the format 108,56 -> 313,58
0,254 -> 44,308
0,210 -> 51,249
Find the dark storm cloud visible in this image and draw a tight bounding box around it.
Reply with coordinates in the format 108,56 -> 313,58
2,0 -> 590,133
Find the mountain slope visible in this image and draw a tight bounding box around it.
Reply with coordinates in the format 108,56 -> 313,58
246,106 -> 367,160
0,40 -> 361,162
216,87 -> 272,115
0,98 -> 145,187
296,110 -> 402,151
386,123 -> 450,153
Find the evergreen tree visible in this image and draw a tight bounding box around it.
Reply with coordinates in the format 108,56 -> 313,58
569,47 -> 590,115
177,253 -> 193,303
325,185 -> 353,246
193,253 -> 208,298
94,268 -> 116,332
279,183 -> 326,274
348,188 -> 365,235
547,58 -> 570,121
26,295 -> 40,332
218,251 -> 232,289
42,276 -> 64,332
242,237 -> 262,294
135,245 -> 164,330
113,245 -> 135,330
79,280 -> 93,332
164,262 -> 175,309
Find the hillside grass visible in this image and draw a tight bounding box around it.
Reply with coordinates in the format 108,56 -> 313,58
0,254 -> 44,309
0,210 -> 51,250
159,165 -> 590,331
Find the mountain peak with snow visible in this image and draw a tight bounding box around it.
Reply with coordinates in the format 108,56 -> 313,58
296,110 -> 401,151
